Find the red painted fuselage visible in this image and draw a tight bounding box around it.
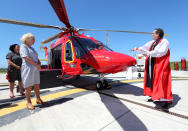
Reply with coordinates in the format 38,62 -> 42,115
49,31 -> 136,75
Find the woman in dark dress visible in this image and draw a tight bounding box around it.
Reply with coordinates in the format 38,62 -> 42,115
6,44 -> 24,98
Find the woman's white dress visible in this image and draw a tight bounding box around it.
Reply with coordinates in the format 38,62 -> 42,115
20,44 -> 40,88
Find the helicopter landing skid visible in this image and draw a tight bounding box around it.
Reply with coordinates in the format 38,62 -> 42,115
96,74 -> 111,90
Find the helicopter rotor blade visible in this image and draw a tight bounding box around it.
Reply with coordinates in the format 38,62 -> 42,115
41,32 -> 63,45
78,28 -> 168,36
0,18 -> 64,30
49,0 -> 71,28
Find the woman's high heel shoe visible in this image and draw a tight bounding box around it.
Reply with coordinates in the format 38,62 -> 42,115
26,103 -> 35,110
9,95 -> 15,99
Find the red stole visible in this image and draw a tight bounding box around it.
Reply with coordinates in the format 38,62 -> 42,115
143,39 -> 173,101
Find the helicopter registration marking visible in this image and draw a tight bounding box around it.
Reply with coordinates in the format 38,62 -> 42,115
0,88 -> 86,117
95,56 -> 110,61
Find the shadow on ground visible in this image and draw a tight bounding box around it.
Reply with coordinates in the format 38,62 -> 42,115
35,97 -> 73,108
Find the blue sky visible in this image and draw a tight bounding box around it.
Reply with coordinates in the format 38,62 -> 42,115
0,0 -> 187,67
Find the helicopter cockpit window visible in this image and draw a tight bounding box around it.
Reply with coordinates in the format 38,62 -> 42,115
73,39 -> 86,59
65,41 -> 73,61
96,40 -> 113,51
75,38 -> 102,52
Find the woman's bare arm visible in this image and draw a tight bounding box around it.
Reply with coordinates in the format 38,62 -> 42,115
23,57 -> 41,69
7,59 -> 21,69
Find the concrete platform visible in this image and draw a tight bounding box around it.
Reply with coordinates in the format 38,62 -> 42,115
0,71 -> 188,131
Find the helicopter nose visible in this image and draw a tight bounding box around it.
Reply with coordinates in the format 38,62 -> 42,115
90,50 -> 136,73
111,52 -> 136,67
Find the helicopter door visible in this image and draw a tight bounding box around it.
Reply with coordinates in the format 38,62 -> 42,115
63,40 -> 80,75
51,44 -> 62,69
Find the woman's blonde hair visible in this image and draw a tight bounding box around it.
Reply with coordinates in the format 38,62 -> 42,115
20,33 -> 34,44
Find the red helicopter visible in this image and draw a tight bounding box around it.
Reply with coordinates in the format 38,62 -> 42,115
0,0 -> 155,89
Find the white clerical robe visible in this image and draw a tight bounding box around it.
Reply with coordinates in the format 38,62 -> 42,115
138,38 -> 170,57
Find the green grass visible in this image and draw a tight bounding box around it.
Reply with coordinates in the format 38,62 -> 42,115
170,62 -> 188,70
0,68 -> 7,73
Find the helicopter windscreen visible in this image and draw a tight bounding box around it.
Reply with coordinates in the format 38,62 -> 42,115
96,40 -> 113,51
73,37 -> 113,59
75,38 -> 102,52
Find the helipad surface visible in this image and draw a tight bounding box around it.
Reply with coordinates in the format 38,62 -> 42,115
0,71 -> 188,131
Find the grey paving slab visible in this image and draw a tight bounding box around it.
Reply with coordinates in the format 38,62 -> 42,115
0,93 -> 133,131
102,107 -> 188,131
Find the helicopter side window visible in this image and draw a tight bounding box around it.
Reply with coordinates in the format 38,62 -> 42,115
51,43 -> 62,69
65,41 -> 73,61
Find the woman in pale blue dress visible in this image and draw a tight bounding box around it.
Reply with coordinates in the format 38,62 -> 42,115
20,33 -> 44,110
